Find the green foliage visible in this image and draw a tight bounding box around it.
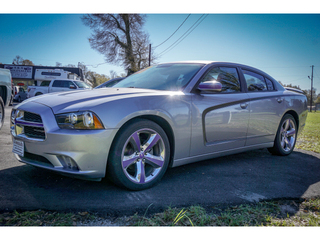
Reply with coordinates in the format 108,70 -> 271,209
85,71 -> 111,87
1,199 -> 320,226
296,112 -> 320,153
0,210 -> 94,226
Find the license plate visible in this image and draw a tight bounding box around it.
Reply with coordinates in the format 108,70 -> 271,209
12,139 -> 24,157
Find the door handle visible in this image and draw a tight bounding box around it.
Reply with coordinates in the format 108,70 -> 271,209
277,98 -> 283,103
240,103 -> 248,109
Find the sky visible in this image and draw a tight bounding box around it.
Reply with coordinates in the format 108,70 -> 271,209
0,4 -> 319,94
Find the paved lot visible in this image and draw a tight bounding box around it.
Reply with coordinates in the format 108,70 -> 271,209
1,105 -> 320,216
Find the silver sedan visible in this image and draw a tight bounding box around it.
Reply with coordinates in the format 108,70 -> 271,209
10,61 -> 308,190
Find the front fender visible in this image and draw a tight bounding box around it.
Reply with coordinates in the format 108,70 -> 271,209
92,94 -> 193,160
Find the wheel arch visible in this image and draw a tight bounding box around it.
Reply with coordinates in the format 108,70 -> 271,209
0,86 -> 7,105
283,110 -> 299,133
107,114 -> 176,172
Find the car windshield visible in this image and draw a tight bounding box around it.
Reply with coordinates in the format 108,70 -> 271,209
113,63 -> 204,91
74,81 -> 91,89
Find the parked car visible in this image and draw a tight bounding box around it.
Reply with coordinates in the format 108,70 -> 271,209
13,87 -> 28,102
0,68 -> 12,130
95,77 -> 125,89
10,61 -> 308,190
27,79 -> 91,98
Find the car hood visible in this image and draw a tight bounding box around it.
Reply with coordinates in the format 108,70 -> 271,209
19,88 -> 183,114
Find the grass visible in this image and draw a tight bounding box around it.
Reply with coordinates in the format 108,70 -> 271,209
1,111 -> 319,227
1,199 -> 320,226
128,199 -> 320,226
0,210 -> 96,226
296,111 -> 320,153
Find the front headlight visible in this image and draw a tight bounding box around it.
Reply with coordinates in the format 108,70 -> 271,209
55,111 -> 104,130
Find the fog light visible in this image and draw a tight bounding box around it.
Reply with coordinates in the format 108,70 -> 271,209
58,155 -> 79,171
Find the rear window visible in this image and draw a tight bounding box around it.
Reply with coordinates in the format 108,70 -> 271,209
40,81 -> 51,87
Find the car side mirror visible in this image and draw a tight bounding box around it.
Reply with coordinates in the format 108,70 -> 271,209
70,85 -> 77,89
198,81 -> 222,92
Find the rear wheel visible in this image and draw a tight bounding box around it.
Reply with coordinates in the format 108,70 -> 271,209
0,96 -> 4,130
268,114 -> 297,156
107,119 -> 170,190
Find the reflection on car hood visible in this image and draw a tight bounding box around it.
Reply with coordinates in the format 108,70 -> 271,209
19,88 -> 182,114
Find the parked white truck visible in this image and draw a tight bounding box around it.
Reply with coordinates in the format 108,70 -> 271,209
0,68 -> 12,130
27,78 -> 91,98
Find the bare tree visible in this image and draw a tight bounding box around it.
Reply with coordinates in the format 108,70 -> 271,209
12,55 -> 24,65
12,56 -> 34,65
82,14 -> 154,74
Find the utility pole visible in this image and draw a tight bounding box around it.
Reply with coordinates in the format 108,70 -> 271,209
149,44 -> 151,66
308,65 -> 314,112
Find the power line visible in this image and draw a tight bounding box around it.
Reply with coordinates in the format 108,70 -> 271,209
154,14 -> 191,48
158,14 -> 208,57
85,62 -> 108,68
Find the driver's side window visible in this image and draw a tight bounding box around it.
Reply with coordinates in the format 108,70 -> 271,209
202,67 -> 241,93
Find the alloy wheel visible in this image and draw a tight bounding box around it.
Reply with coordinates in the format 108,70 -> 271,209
121,128 -> 165,184
280,118 -> 296,152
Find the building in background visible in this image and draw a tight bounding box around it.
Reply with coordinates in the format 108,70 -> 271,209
0,64 -> 85,88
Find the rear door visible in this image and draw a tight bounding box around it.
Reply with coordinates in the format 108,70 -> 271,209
240,69 -> 285,146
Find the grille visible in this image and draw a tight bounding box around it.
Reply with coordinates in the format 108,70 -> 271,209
18,111 -> 46,140
24,152 -> 53,167
24,112 -> 43,123
24,126 -> 46,139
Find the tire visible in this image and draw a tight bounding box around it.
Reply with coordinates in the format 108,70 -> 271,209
0,96 -> 4,130
268,114 -> 297,156
107,119 -> 170,190
35,92 -> 43,96
18,96 -> 21,103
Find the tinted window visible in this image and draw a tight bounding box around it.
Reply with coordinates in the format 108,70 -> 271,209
52,80 -> 62,87
265,78 -> 274,91
40,81 -> 51,87
243,70 -> 267,92
52,80 -> 72,88
113,63 -> 204,91
201,67 -> 241,93
74,81 -> 90,89
64,81 -> 74,88
104,80 -> 122,87
42,72 -> 61,76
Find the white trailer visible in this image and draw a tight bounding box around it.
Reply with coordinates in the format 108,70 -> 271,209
34,69 -> 79,86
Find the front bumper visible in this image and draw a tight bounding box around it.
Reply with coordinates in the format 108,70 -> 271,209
11,102 -> 118,180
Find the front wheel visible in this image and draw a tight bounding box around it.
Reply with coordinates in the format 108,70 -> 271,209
107,119 -> 170,190
268,114 -> 297,156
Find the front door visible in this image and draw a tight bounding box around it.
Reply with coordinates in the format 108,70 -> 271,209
190,66 -> 250,156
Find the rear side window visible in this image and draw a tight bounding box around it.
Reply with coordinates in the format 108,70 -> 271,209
243,70 -> 267,92
40,81 -> 50,87
265,78 -> 275,90
52,81 -> 62,87
201,67 -> 241,93
52,80 -> 73,88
